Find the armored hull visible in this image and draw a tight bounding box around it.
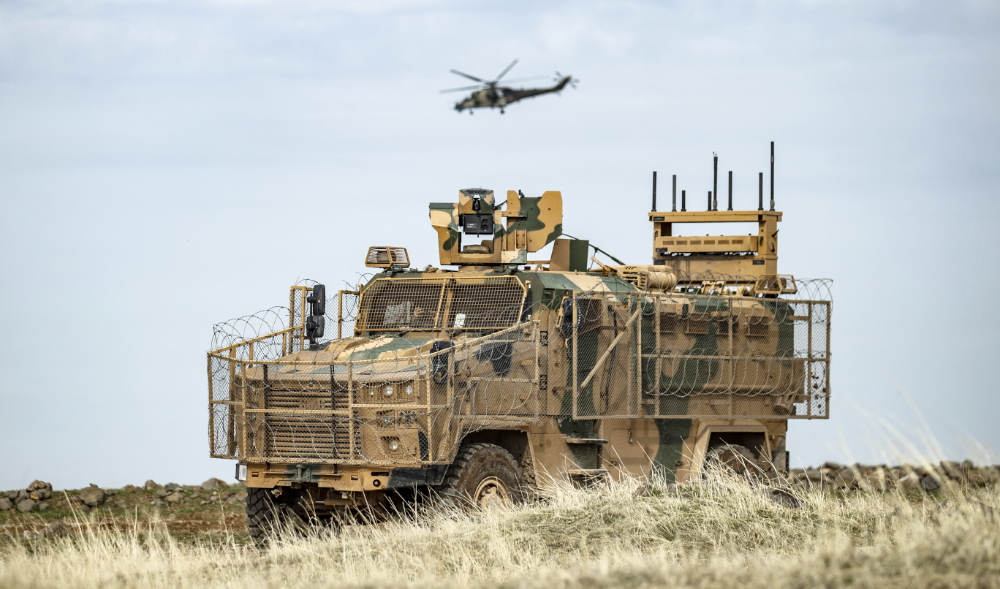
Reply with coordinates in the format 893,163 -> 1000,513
205,176 -> 832,543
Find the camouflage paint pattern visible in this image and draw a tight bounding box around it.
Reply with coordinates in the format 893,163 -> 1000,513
452,76 -> 573,112
430,189 -> 562,265
209,189 -> 830,498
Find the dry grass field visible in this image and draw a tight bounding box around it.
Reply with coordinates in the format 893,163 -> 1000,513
1,472 -> 998,588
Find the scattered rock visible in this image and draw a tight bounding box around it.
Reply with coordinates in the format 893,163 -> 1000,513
16,499 -> 36,513
804,469 -> 825,483
920,474 -> 941,491
863,467 -> 890,492
968,469 -> 989,487
201,478 -> 228,491
833,468 -> 858,491
940,461 -> 965,482
22,520 -> 70,542
164,492 -> 184,504
164,483 -> 180,492
156,488 -> 171,498
787,461 -> 1000,494
79,484 -> 106,507
897,472 -> 921,492
0,497 -> 12,511
38,501 -> 50,511
768,488 -> 801,508
43,520 -> 70,538
27,480 -> 53,501
144,480 -> 160,491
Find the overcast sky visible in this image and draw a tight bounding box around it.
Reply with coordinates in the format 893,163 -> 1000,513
1,0 -> 998,490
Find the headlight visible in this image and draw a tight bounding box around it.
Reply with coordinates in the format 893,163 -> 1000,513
382,436 -> 401,452
383,385 -> 394,398
405,383 -> 414,396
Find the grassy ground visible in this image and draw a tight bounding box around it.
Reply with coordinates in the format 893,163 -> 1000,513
1,475 -> 998,588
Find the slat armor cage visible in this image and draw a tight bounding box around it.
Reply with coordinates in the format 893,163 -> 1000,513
209,319 -> 542,465
567,290 -> 830,420
208,278 -> 831,465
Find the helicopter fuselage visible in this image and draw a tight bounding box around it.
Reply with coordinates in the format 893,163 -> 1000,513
454,76 -> 572,113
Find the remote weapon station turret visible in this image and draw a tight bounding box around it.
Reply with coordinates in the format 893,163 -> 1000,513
207,142 -> 832,544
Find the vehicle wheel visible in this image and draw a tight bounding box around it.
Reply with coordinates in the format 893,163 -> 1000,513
440,443 -> 525,509
704,444 -> 766,482
246,487 -> 316,548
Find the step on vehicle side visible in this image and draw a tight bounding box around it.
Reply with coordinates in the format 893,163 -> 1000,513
207,145 -> 832,545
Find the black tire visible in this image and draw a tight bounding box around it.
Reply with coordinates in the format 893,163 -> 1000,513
439,443 -> 525,509
704,444 -> 766,482
519,446 -> 539,500
246,487 -> 316,548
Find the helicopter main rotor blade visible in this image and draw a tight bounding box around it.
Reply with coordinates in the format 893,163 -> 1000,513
450,69 -> 484,83
440,84 -> 484,93
495,59 -> 518,81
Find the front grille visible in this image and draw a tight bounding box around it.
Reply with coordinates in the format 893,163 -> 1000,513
256,380 -> 357,460
265,415 -> 337,459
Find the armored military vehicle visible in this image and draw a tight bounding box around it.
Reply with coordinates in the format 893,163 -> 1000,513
207,146 -> 831,544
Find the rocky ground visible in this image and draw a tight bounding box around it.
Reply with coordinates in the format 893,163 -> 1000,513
2,460 -> 997,545
788,459 -> 1000,492
0,478 -> 247,544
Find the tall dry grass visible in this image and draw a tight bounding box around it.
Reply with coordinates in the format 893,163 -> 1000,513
1,473 -> 997,588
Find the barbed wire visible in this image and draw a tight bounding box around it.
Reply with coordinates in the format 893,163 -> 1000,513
208,273 -> 831,465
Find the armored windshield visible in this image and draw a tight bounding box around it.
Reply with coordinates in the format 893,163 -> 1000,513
356,276 -> 526,333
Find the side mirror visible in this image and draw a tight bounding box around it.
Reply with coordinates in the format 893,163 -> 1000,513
306,315 -> 325,341
308,284 -> 326,316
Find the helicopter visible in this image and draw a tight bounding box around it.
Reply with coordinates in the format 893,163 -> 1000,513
441,59 -> 577,114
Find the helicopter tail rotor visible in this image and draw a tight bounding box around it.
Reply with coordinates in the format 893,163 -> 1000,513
551,72 -> 578,91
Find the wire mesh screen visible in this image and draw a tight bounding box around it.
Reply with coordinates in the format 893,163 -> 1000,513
335,290 -> 359,338
356,276 -> 526,332
294,278 -> 362,342
569,288 -> 831,420
209,321 -> 540,464
565,296 -> 643,418
209,276 -> 831,462
209,284 -> 318,458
